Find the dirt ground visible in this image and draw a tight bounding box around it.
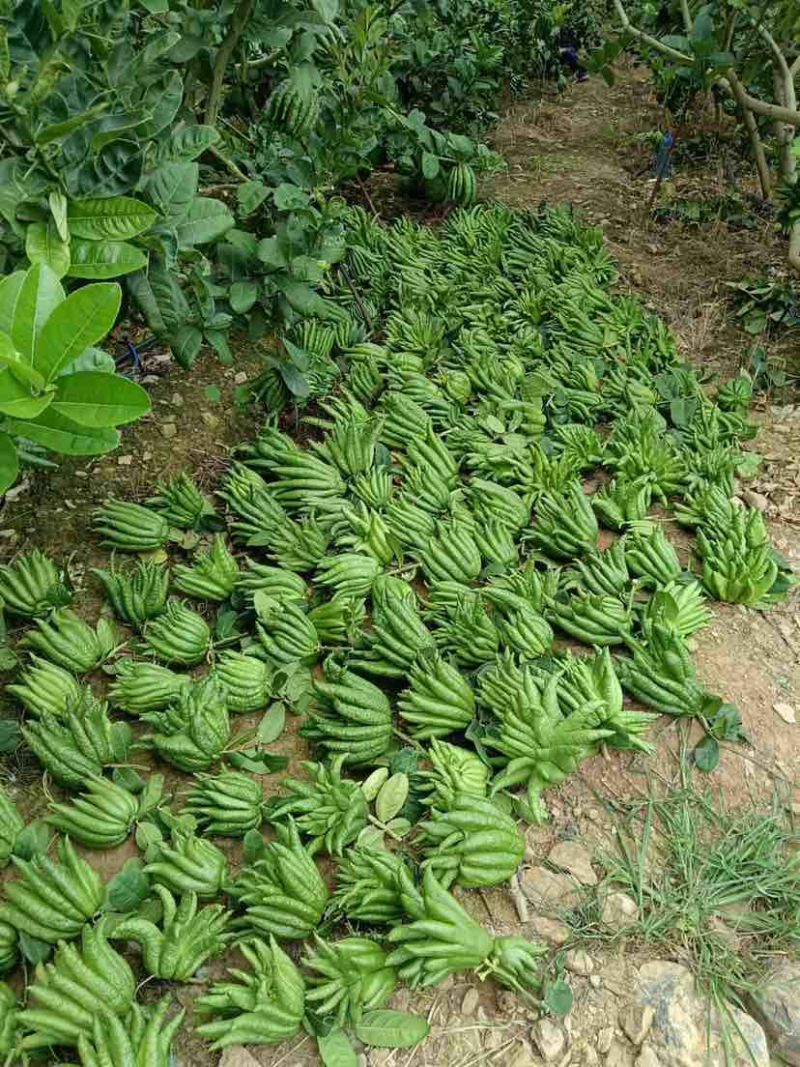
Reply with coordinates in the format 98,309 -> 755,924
1,61 -> 799,1067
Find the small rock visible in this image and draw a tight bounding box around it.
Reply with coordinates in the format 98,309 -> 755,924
201,410 -> 219,428
508,1039 -> 539,1067
217,1048 -> 261,1067
606,1039 -> 634,1067
529,915 -> 571,946
143,451 -> 153,461
548,841 -> 597,886
590,975 -> 602,990
461,988 -> 480,1016
773,702 -> 796,724
234,371 -> 248,384
171,392 -> 184,407
160,423 -> 178,439
532,1018 -> 567,1062
597,1027 -> 615,1054
520,866 -> 582,912
635,1049 -> 660,1067
117,454 -> 133,466
619,1004 -> 654,1046
600,892 -> 639,931
636,960 -> 768,1066
741,488 -> 768,511
748,960 -> 800,1065
565,949 -> 594,976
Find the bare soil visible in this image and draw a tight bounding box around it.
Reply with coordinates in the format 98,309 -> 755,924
1,61 -> 799,1067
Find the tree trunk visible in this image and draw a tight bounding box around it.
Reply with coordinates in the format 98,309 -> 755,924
205,0 -> 255,128
727,77 -> 773,200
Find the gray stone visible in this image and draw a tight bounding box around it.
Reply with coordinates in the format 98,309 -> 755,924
507,1039 -> 540,1067
597,1027 -> 615,1054
549,841 -> 598,886
619,1004 -> 654,1046
606,1039 -> 635,1067
218,1049 -> 261,1067
635,961 -> 769,1066
635,1049 -> 660,1067
740,489 -> 768,511
748,960 -> 800,1065
530,915 -> 571,946
600,891 -> 639,931
160,422 -> 177,438
461,987 -> 480,1016
520,866 -> 582,912
532,1018 -> 567,1062
565,948 -> 594,976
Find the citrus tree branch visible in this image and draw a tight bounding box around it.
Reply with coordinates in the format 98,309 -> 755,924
612,0 -> 695,64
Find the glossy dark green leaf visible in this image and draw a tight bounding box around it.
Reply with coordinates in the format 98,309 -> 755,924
107,859 -> 151,912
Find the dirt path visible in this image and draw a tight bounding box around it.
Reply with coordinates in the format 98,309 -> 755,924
489,62 -> 792,377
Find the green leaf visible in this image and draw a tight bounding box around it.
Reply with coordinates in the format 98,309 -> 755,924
10,265 -> 64,363
135,821 -> 163,852
20,931 -> 52,965
354,1011 -> 430,1048
318,1029 -> 357,1067
67,197 -> 157,241
544,978 -> 574,1016
107,859 -> 151,912
694,735 -> 720,773
0,274 -> 25,337
204,385 -> 221,404
35,283 -> 121,382
171,325 -> 203,369
51,371 -> 151,427
0,371 -> 52,419
4,410 -> 120,456
156,124 -> 219,162
243,828 -> 266,864
228,749 -> 289,774
67,240 -> 147,279
13,820 -> 49,860
229,280 -> 259,314
174,198 -> 234,248
257,703 -> 286,745
421,151 -> 440,180
256,236 -> 288,269
361,767 -> 389,802
237,181 -> 270,216
273,184 -> 311,211
375,773 -> 409,823
49,191 -> 69,243
0,720 -> 20,753
25,222 -> 70,279
145,162 -> 199,216
279,362 -> 311,398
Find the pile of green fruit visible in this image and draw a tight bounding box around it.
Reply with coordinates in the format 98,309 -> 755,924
0,203 -> 789,1063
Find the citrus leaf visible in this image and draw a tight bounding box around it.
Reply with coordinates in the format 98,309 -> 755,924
257,702 -> 286,744
318,1029 -> 357,1067
354,1011 -> 430,1048
375,772 -> 409,823
361,767 -> 389,802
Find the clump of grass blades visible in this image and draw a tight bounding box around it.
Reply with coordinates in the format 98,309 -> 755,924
575,768 -> 800,1017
